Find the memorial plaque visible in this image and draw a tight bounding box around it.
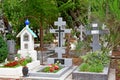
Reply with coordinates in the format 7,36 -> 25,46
54,59 -> 65,65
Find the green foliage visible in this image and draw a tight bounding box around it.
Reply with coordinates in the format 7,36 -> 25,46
43,67 -> 50,72
89,0 -> 120,49
79,63 -> 104,72
20,59 -> 28,66
75,41 -> 90,56
89,64 -> 104,72
0,35 -> 8,63
79,63 -> 89,71
44,33 -> 54,44
25,56 -> 32,63
75,41 -> 84,56
79,51 -> 110,72
6,34 -> 15,40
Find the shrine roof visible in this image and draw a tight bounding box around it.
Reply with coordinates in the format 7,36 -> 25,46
16,26 -> 37,38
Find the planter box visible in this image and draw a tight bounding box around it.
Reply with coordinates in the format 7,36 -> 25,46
72,67 -> 109,80
0,61 -> 40,76
29,66 -> 71,78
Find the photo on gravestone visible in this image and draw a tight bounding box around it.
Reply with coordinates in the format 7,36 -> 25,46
54,59 -> 64,65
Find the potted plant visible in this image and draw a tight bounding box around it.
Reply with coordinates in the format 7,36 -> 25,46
20,59 -> 29,77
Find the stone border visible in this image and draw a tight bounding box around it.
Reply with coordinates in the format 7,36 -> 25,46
72,67 -> 109,80
29,66 -> 71,78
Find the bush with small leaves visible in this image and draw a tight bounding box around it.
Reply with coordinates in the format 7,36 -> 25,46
0,35 -> 8,63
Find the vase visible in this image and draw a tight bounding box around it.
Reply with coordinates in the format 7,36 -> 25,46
22,66 -> 28,77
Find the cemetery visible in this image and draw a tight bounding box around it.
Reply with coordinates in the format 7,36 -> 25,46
0,0 -> 120,80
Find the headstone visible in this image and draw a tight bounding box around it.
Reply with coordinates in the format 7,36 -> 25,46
50,17 -> 71,47
7,40 -> 16,61
50,17 -> 71,58
16,19 -> 37,61
7,40 -> 16,54
86,23 -> 109,51
48,17 -> 72,66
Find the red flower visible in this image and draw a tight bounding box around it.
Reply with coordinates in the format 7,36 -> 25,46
4,61 -> 18,67
49,67 -> 54,72
54,65 -> 59,70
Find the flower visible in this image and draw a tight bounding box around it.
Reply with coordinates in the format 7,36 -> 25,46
4,61 -> 18,67
4,57 -> 32,67
43,63 -> 62,73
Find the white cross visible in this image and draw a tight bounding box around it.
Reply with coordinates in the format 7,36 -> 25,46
50,17 -> 71,47
54,17 -> 66,27
77,25 -> 84,41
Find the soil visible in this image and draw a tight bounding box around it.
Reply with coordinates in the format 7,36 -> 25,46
111,50 -> 120,80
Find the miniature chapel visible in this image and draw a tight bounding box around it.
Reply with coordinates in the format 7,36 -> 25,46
16,19 -> 37,61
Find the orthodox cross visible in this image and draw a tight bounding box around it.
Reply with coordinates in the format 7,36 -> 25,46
50,17 -> 71,47
86,23 -> 109,52
76,25 -> 84,41
50,17 -> 71,58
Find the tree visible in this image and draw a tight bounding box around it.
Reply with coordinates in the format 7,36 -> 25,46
0,35 -> 8,63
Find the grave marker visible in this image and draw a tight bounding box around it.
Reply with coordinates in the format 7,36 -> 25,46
17,19 -> 37,61
50,17 -> 71,47
76,25 -> 84,41
50,17 -> 71,58
86,23 -> 109,52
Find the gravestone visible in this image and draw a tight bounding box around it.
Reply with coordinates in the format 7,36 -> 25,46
50,17 -> 71,47
86,23 -> 109,52
48,17 -> 72,66
50,17 -> 71,58
7,40 -> 16,61
17,19 -> 37,61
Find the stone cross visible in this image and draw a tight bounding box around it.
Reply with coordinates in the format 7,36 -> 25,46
50,17 -> 71,47
50,17 -> 71,58
77,25 -> 84,41
86,23 -> 109,52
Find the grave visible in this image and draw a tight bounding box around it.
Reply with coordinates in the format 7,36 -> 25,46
29,65 -> 71,78
27,17 -> 73,79
16,19 -> 37,61
0,19 -> 40,77
72,22 -> 110,80
49,17 -> 72,65
86,22 -> 109,51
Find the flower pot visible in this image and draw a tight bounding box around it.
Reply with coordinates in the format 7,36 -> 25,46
22,66 -> 28,76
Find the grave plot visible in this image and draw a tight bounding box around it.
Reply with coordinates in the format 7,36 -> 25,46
26,17 -> 74,80
29,65 -> 71,78
72,22 -> 110,80
0,20 -> 40,77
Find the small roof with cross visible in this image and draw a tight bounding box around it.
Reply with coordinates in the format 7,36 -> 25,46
16,19 -> 37,38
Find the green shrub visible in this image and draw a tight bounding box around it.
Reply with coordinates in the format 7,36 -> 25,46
89,64 -> 104,72
79,51 -> 110,72
0,35 -> 8,63
79,63 -> 89,72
